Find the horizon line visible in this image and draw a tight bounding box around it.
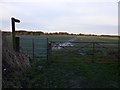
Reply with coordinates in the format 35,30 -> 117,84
1,29 -> 119,36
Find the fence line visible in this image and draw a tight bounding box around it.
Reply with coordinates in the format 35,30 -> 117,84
15,36 -> 119,63
50,41 -> 119,63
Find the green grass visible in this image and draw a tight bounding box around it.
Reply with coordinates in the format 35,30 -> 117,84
23,60 -> 119,88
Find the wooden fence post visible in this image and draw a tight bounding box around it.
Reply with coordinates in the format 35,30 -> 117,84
15,37 -> 20,52
11,18 -> 16,50
11,17 -> 20,50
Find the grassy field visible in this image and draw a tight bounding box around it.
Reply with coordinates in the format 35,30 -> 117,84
51,36 -> 118,63
5,35 -> 119,88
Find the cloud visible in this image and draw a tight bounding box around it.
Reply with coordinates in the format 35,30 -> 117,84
0,0 -> 118,35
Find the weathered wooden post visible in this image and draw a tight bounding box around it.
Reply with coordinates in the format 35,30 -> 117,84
11,17 -> 20,51
15,37 -> 20,52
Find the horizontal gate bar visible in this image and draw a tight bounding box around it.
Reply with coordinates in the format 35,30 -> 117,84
20,38 -> 47,40
51,41 -> 119,44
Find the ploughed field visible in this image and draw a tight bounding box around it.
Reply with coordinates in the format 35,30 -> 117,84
6,35 -> 119,88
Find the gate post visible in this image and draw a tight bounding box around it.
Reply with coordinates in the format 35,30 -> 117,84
47,39 -> 52,62
11,17 -> 20,50
15,37 -> 20,52
32,39 -> 34,60
92,42 -> 95,63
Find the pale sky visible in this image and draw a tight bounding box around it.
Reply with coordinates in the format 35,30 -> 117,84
0,0 -> 119,35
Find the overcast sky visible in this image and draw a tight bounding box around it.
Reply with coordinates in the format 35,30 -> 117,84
0,0 -> 119,35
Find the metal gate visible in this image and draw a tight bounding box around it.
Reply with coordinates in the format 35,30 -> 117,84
19,37 -> 48,60
51,41 -> 119,63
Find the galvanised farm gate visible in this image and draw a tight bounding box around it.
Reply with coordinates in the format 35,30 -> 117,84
51,41 -> 119,64
19,37 -> 49,61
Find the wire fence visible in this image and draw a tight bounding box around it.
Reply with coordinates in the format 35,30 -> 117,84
4,34 -> 119,64
50,41 -> 119,64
